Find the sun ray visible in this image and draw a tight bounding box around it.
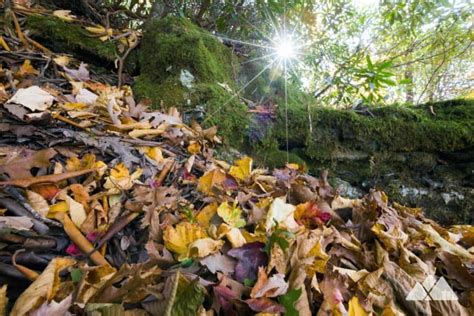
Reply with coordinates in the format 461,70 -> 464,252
214,35 -> 272,49
241,52 -> 278,65
203,59 -> 278,123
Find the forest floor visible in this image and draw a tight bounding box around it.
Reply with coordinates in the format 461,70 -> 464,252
0,4 -> 473,316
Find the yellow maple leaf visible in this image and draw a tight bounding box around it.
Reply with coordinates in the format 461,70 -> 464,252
197,168 -> 226,195
16,60 -> 39,78
348,296 -> 368,316
145,147 -> 164,163
229,156 -> 252,181
196,202 -> 218,227
66,153 -> 96,171
217,201 -> 246,228
104,163 -> 142,193
163,222 -> 208,261
187,142 -> 201,155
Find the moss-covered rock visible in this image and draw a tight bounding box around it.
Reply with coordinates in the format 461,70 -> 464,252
133,16 -> 248,145
134,16 -> 237,107
26,14 -> 117,65
260,99 -> 474,224
272,99 -> 474,160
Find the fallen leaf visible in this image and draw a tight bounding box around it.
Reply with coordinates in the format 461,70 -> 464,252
11,257 -> 75,316
163,222 -> 208,261
63,62 -> 90,81
187,142 -> 201,154
251,268 -> 288,298
199,253 -> 236,275
265,197 -> 300,233
197,168 -> 227,195
188,238 -> 224,258
26,190 -> 50,217
245,297 -> 285,313
75,88 -> 98,105
0,148 -> 57,179
421,224 -> 474,260
229,156 -> 253,181
0,216 -> 34,231
348,296 -> 368,316
196,202 -> 217,227
53,10 -> 76,22
217,201 -> 246,228
227,242 -> 268,283
53,55 -> 71,67
16,60 -> 39,77
277,288 -> 302,316
7,86 -> 55,111
61,193 -> 87,228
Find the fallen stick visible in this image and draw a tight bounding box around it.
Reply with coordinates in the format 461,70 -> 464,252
156,160 -> 175,185
0,168 -> 97,188
58,213 -> 111,267
2,185 -> 62,227
12,250 -> 39,281
0,198 -> 50,235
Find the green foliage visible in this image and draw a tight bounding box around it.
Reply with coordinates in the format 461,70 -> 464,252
170,278 -> 205,316
70,268 -> 83,283
264,226 -> 295,254
278,288 -> 302,316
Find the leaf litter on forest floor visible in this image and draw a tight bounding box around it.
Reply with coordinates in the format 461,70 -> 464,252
0,5 -> 473,316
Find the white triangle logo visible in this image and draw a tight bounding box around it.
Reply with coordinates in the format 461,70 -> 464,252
429,277 -> 458,301
406,282 -> 429,301
405,276 -> 458,301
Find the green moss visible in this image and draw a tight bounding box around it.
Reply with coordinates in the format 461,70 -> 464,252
26,15 -> 117,63
134,75 -> 191,108
137,16 -> 236,88
133,16 -> 248,145
271,100 -> 474,160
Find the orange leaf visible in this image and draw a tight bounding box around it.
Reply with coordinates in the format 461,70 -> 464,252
0,168 -> 96,188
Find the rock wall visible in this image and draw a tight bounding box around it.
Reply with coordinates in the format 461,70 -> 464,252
266,100 -> 474,224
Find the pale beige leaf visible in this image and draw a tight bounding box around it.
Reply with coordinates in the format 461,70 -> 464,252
27,190 -> 50,217
11,257 -> 75,316
0,216 -> 34,231
188,238 -> 224,258
7,86 -> 55,111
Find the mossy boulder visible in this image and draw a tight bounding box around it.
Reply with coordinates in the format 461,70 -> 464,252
26,14 -> 117,65
134,16 -> 248,145
134,15 -> 237,107
260,98 -> 474,224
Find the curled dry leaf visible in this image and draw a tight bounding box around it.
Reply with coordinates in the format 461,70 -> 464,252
26,190 -> 50,217
11,257 -> 75,316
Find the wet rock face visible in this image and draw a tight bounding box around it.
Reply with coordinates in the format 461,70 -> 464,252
319,147 -> 473,226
